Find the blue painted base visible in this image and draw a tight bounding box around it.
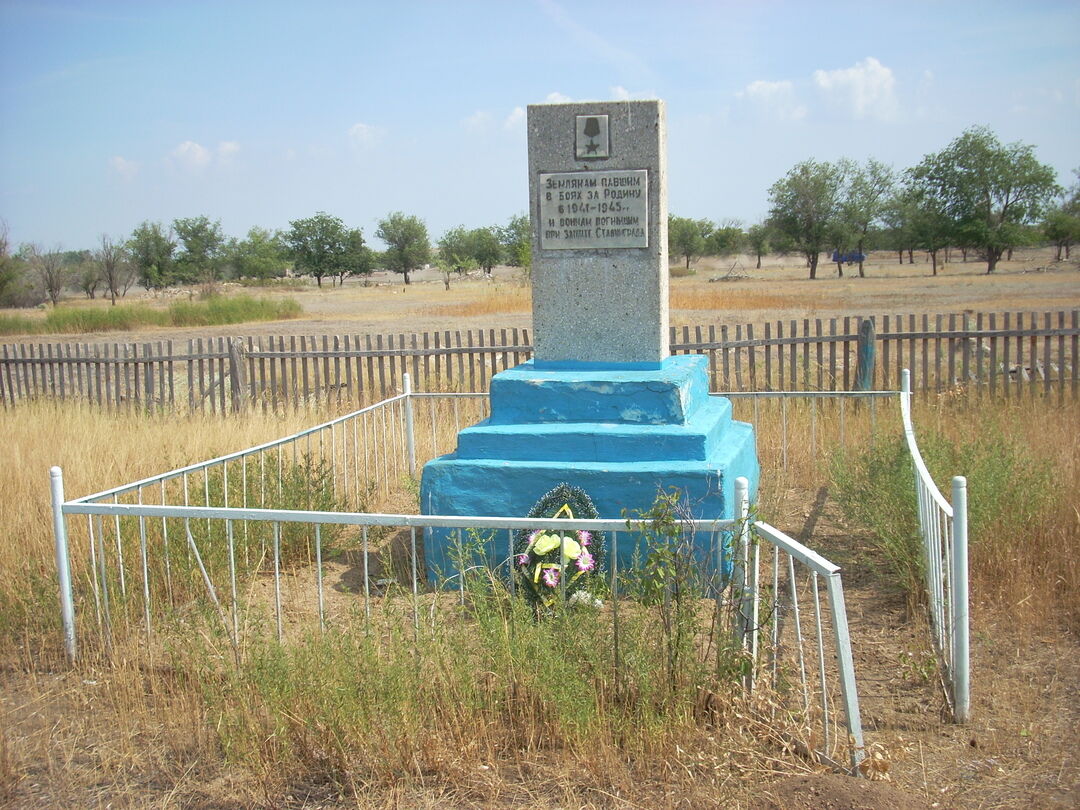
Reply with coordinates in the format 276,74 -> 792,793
420,356 -> 759,584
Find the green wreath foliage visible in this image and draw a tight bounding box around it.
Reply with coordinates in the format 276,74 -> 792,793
513,483 -> 606,613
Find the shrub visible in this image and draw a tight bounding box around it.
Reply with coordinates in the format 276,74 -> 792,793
832,418 -> 1054,608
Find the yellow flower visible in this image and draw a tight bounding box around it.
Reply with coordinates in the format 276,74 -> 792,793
531,532 -> 562,556
559,538 -> 582,562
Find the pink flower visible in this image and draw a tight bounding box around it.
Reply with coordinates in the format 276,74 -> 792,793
578,530 -> 592,546
577,549 -> 595,573
516,553 -> 529,567
542,568 -> 560,588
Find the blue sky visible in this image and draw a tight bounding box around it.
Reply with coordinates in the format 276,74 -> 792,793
1,0 -> 1077,251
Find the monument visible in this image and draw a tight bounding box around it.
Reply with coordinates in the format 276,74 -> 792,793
420,100 -> 759,580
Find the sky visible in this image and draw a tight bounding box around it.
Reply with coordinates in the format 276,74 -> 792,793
1,0 -> 1078,251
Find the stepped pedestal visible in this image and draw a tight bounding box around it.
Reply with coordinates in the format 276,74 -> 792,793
420,355 -> 759,583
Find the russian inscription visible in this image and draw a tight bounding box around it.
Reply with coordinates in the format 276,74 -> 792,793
538,169 -> 648,249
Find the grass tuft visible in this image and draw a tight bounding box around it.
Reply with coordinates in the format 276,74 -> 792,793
0,295 -> 302,336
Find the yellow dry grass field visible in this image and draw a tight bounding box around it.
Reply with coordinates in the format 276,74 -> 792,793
1,248 -> 1078,808
3,247 -> 1077,347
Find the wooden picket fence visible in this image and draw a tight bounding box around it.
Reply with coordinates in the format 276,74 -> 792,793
1,310 -> 1076,413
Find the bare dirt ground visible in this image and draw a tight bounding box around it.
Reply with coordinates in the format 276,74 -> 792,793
6,247 -> 1079,348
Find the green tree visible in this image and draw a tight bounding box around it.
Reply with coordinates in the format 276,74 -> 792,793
899,174 -> 954,276
497,213 -> 531,272
376,212 -> 430,285
230,226 -> 287,280
706,219 -> 743,258
173,215 -> 226,284
128,221 -> 177,290
767,159 -> 845,279
843,159 -> 894,277
668,215 -> 712,269
468,226 -> 502,276
909,127 -> 1060,273
745,223 -> 770,269
1043,169 -> 1080,261
339,228 -> 374,286
881,188 -> 919,265
283,212 -> 351,288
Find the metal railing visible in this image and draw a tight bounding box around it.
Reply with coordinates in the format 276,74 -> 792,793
730,479 -> 865,773
900,369 -> 970,723
47,383 -> 868,774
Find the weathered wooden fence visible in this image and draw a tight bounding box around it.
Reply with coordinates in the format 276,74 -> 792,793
2,311 -> 1077,412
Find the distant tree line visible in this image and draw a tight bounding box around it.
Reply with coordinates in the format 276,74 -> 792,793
0,210 -> 532,308
667,126 -> 1077,279
2,126 -> 1076,309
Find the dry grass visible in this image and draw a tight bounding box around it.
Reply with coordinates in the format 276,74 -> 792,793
419,285 -> 531,318
670,287 -> 832,315
2,383 -> 1079,806
917,395 -> 1080,631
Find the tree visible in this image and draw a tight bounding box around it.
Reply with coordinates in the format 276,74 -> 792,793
339,228 -> 374,286
376,212 -> 430,285
843,159 -> 894,277
283,212 -> 349,287
128,221 -> 177,290
468,227 -> 502,276
230,226 -> 288,280
745,223 -> 770,269
1043,169 -> 1080,261
96,234 -> 133,304
25,244 -> 67,306
909,127 -> 1060,273
0,222 -> 23,304
668,215 -> 711,269
497,213 -> 531,272
75,262 -> 102,299
706,219 -> 743,258
173,216 -> 226,284
767,160 -> 845,279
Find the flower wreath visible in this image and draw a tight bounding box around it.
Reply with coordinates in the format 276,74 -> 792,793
514,483 -> 606,612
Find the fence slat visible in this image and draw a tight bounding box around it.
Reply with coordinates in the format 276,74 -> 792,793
4,312 -> 1078,409
764,321 -> 772,390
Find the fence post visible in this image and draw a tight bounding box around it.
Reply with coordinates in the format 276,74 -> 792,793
825,572 -> 867,774
227,337 -> 247,413
951,475 -> 970,723
403,372 -> 416,478
731,476 -> 750,648
854,317 -> 876,390
50,466 -> 77,663
733,476 -> 758,690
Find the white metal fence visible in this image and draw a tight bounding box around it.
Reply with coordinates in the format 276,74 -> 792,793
900,369 -> 970,722
48,379 -> 870,773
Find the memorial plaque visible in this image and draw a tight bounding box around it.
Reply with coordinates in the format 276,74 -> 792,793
528,100 -> 667,367
538,170 -> 648,249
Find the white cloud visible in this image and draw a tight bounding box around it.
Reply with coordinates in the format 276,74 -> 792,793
169,140 -> 211,171
738,79 -> 807,122
463,110 -> 493,132
545,91 -> 573,104
610,85 -> 655,101
107,155 -> 138,180
217,140 -> 240,162
812,57 -> 898,121
503,106 -> 525,130
347,122 -> 383,147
